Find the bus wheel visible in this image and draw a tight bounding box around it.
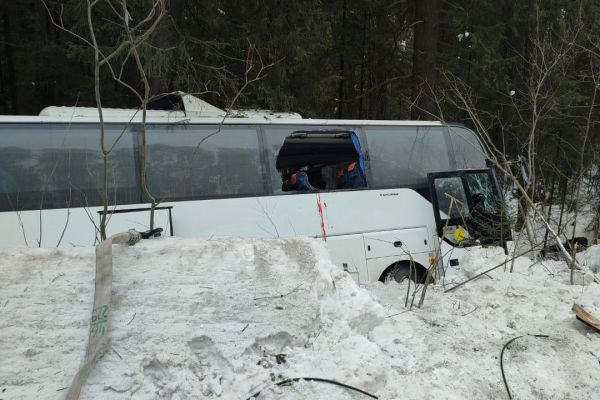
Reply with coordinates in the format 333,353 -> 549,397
382,262 -> 427,284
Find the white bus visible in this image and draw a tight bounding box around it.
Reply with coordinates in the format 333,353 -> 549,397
0,95 -> 509,283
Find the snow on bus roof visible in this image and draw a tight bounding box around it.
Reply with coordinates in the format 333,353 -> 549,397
0,92 -> 443,125
38,93 -> 226,119
37,92 -> 302,121
0,115 -> 444,125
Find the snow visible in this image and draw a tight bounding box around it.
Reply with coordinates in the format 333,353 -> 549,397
1,238 -> 599,399
580,243 -> 600,273
368,245 -> 600,399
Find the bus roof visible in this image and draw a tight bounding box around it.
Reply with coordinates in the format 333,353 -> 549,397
0,115 -> 444,126
0,93 -> 444,126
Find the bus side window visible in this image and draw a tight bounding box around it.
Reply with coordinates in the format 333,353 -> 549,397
271,129 -> 367,194
145,125 -> 264,200
264,127 -> 299,194
0,123 -> 137,212
366,126 -> 451,189
265,126 -> 362,194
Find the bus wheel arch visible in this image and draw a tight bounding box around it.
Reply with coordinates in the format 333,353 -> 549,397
379,260 -> 429,284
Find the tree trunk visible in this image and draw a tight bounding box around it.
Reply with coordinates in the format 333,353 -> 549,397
2,3 -> 17,114
149,1 -> 178,98
336,0 -> 348,119
358,10 -> 367,119
410,0 -> 440,120
0,17 -> 5,114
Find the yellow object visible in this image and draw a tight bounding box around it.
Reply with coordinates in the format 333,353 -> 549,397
453,227 -> 465,242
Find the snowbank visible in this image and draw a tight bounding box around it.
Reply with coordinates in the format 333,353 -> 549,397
367,245 -> 600,399
0,237 -> 387,399
580,244 -> 600,273
1,238 -> 599,399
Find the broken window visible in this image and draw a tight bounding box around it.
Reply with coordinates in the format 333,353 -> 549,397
273,130 -> 367,193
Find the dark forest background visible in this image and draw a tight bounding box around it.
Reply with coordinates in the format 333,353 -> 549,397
0,1 -> 598,164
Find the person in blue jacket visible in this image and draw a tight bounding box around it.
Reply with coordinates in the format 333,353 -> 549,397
282,166 -> 316,192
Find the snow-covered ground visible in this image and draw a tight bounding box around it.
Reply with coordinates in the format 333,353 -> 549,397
367,246 -> 600,399
1,237 -> 599,399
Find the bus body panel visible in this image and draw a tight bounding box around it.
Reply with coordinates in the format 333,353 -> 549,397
364,227 -> 430,259
0,188 -> 438,242
0,117 -> 495,282
364,227 -> 432,282
325,234 -> 368,283
0,188 -> 439,281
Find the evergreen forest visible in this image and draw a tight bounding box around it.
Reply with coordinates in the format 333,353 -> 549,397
0,0 -> 598,223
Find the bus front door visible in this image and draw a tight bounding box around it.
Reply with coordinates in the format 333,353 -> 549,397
427,169 -> 511,265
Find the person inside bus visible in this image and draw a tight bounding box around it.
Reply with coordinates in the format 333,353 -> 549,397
282,166 -> 316,192
336,161 -> 367,189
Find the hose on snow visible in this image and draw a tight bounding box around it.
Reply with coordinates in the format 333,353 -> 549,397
246,377 -> 378,399
500,334 -> 550,400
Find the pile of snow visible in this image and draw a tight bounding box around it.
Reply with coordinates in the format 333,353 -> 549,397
580,244 -> 600,273
0,238 -> 387,399
367,245 -> 600,399
1,238 -> 599,399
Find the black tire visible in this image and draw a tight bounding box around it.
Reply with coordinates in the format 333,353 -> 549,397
386,263 -> 417,284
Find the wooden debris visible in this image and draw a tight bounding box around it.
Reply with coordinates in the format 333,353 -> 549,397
572,304 -> 600,332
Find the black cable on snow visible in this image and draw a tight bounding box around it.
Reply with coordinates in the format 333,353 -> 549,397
246,377 -> 378,399
500,334 -> 550,400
